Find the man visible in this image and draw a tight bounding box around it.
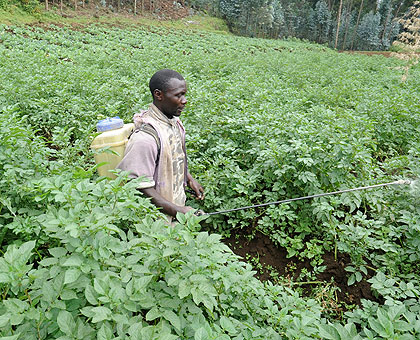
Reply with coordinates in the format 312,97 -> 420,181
117,69 -> 204,217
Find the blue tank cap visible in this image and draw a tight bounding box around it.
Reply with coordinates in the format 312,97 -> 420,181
96,116 -> 124,132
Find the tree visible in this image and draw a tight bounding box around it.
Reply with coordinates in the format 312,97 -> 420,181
378,0 -> 394,48
314,0 -> 332,43
341,0 -> 354,49
398,0 -> 420,47
219,0 -> 243,31
395,1 -> 420,81
357,10 -> 382,49
256,2 -> 275,36
334,0 -> 344,48
351,0 -> 364,49
272,0 -> 285,37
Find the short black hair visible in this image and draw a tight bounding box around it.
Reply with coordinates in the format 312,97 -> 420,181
149,69 -> 185,96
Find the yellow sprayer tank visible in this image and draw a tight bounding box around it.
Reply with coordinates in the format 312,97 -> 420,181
90,117 -> 134,179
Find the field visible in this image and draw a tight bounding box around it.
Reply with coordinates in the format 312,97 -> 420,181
0,20 -> 420,339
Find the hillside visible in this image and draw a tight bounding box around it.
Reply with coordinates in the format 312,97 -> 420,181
0,17 -> 419,339
0,4 -> 229,33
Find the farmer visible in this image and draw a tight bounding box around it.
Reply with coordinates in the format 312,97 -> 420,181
117,69 -> 204,218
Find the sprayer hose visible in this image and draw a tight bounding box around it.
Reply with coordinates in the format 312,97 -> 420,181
205,180 -> 410,216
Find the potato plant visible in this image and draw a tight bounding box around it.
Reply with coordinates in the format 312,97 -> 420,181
0,23 -> 419,339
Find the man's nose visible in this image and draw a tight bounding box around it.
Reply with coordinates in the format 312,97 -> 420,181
181,96 -> 187,105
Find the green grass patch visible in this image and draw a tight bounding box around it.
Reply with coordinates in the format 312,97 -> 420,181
0,6 -> 230,34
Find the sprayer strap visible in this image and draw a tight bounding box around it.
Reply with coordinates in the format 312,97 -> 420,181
131,124 -> 161,164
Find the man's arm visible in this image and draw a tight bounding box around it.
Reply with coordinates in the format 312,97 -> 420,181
140,187 -> 193,217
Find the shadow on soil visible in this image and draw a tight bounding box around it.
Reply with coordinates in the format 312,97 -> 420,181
223,228 -> 381,314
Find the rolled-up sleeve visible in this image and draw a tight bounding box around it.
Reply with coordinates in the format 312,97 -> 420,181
117,131 -> 158,189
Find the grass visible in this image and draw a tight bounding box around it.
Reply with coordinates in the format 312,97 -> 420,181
0,4 -> 230,34
0,6 -> 42,24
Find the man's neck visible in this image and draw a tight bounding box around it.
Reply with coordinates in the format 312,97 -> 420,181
151,103 -> 175,123
152,101 -> 173,120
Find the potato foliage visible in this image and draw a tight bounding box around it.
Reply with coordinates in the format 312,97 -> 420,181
0,23 -> 419,339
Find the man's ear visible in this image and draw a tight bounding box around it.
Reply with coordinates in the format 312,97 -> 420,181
153,89 -> 163,101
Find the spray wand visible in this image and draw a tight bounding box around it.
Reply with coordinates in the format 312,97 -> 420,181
198,179 -> 411,216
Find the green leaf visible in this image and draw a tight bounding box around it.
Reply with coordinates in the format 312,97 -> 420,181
214,336 -> 230,340
347,274 -> 356,286
49,247 -> 67,258
85,285 -> 98,305
98,322 -> 113,340
57,310 -> 76,335
178,280 -> 190,299
124,300 -> 138,312
63,255 -> 83,267
39,257 -> 58,267
0,314 -> 10,328
318,323 -> 341,340
135,275 -> 153,291
377,308 -> 394,336
163,248 -> 176,257
4,299 -> 28,314
64,268 -> 81,284
162,310 -> 181,331
128,322 -> 143,338
191,287 -> 204,305
80,307 -> 95,318
145,307 -> 161,321
159,334 -> 179,340
19,241 -> 36,260
91,306 -> 112,323
60,289 -> 78,300
176,212 -> 187,224
0,335 -> 21,340
94,278 -> 107,295
414,319 -> 420,333
220,316 -> 237,335
9,314 -> 24,326
368,319 -> 386,338
0,273 -> 10,284
194,327 -> 210,340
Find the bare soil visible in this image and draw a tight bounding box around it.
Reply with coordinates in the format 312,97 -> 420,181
339,50 -> 420,58
223,228 -> 380,315
339,50 -> 396,57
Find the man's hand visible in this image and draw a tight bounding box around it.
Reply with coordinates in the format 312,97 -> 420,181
179,205 -> 194,214
140,187 -> 194,217
187,173 -> 205,200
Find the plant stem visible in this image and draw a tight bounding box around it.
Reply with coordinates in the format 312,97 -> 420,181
291,281 -> 324,286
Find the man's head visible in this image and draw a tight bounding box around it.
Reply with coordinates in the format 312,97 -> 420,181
149,69 -> 187,119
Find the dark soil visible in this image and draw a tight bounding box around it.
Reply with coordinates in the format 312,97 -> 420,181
223,228 -> 380,314
339,50 -> 396,57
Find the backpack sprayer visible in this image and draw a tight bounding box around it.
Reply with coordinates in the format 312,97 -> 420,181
195,179 -> 412,216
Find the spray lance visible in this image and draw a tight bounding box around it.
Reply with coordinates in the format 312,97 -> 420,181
188,179 -> 412,216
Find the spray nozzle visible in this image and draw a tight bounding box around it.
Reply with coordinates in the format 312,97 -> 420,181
394,179 -> 412,185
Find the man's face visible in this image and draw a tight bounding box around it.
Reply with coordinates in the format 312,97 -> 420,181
155,78 -> 187,119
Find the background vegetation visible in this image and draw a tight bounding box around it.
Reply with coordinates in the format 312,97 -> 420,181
1,0 -> 419,50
